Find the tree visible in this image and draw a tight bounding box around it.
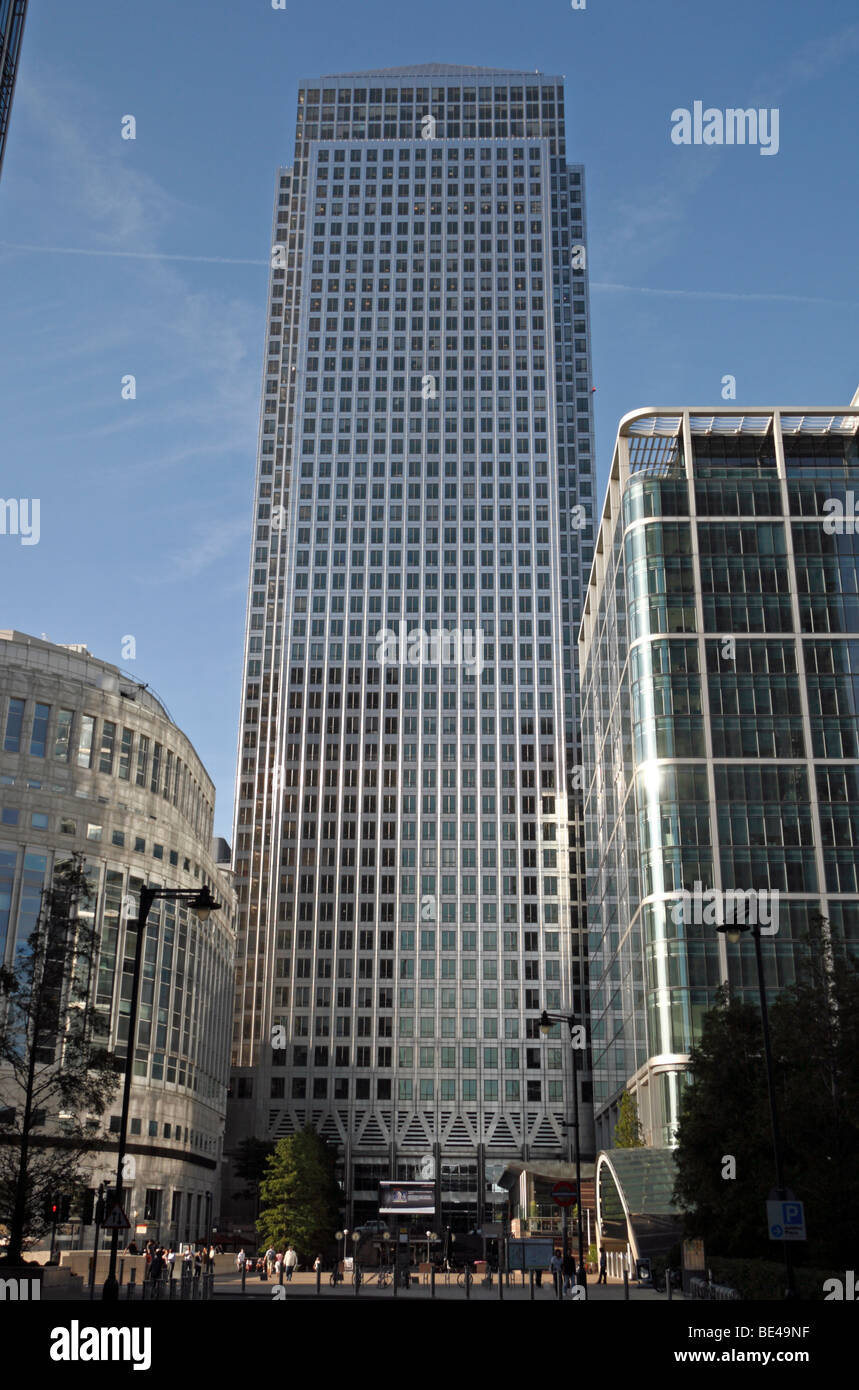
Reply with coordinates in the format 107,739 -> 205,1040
232,1136 -> 276,1216
673,925 -> 859,1269
0,854 -> 121,1263
613,1089 -> 645,1148
257,1129 -> 342,1260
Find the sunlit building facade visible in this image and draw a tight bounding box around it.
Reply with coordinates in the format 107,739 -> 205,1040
580,406 -> 859,1149
227,65 -> 597,1228
0,632 -> 236,1248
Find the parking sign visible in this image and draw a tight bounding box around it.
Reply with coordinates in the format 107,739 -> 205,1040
766,1199 -> 806,1241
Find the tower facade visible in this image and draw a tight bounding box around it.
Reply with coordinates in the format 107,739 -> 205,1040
580,406 -> 859,1150
0,0 -> 28,180
228,66 -> 596,1229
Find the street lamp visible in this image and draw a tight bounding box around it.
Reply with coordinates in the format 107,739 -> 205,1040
716,919 -> 796,1299
102,884 -> 221,1301
425,1229 -> 437,1265
335,1227 -> 349,1269
540,1009 -> 587,1299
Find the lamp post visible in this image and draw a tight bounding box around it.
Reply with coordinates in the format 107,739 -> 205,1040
540,1009 -> 587,1299
102,884 -> 220,1301
425,1229 -> 437,1265
716,919 -> 796,1299
335,1227 -> 349,1278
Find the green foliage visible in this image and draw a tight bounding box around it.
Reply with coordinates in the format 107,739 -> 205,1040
256,1129 -> 342,1260
0,855 -> 121,1262
673,924 -> 859,1270
613,1090 -> 645,1148
708,1256 -> 840,1301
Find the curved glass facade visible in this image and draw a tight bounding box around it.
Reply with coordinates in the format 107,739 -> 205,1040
581,410 -> 859,1149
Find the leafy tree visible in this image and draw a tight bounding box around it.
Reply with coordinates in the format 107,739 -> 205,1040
673,923 -> 859,1269
613,1089 -> 645,1148
0,855 -> 121,1263
233,1136 -> 276,1215
257,1129 -> 342,1260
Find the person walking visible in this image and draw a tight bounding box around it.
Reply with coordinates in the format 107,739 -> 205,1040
550,1248 -> 563,1297
236,1248 -> 246,1274
285,1246 -> 298,1282
313,1254 -> 323,1275
598,1248 -> 608,1285
265,1245 -> 276,1277
562,1250 -> 576,1295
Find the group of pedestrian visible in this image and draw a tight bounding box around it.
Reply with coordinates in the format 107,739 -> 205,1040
133,1240 -> 212,1281
547,1246 -> 609,1293
235,1245 -> 298,1280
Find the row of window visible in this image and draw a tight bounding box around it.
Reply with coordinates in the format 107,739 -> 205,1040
0,698 -> 211,835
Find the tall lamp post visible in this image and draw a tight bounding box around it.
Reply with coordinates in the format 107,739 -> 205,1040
102,883 -> 220,1301
716,919 -> 796,1299
540,1009 -> 587,1299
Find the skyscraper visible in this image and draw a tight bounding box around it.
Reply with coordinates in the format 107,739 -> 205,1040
580,404 -> 859,1150
0,0 -> 28,181
227,65 -> 596,1230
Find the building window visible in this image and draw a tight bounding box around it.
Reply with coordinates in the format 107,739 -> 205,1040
30,704 -> 50,758
77,715 -> 95,769
4,699 -> 24,753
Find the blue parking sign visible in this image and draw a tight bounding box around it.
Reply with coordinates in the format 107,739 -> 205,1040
766,1199 -> 806,1241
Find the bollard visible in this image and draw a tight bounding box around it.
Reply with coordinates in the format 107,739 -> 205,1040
667,1269 -> 673,1302
279,1262 -> 284,1288
127,1268 -> 136,1301
354,1265 -> 360,1296
316,1265 -> 321,1296
119,1258 -> 125,1287
529,1269 -> 534,1301
465,1265 -> 471,1300
623,1265 -> 629,1301
498,1264 -> 503,1301
241,1261 -> 247,1296
430,1266 -> 435,1299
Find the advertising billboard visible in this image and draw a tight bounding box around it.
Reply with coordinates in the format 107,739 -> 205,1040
378,1181 -> 436,1215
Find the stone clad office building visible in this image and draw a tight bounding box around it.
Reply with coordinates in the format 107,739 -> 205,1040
0,632 -> 235,1249
226,65 -> 597,1230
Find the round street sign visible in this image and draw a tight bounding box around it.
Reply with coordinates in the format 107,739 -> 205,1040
551,1181 -> 578,1208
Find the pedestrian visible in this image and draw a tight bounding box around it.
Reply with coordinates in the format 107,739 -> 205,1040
236,1248 -> 246,1273
550,1248 -> 563,1297
313,1254 -> 323,1276
598,1248 -> 607,1285
166,1248 -> 176,1277
150,1247 -> 165,1281
563,1250 -> 576,1294
285,1246 -> 298,1282
194,1249 -> 202,1278
265,1245 -> 275,1276
259,1255 -> 268,1282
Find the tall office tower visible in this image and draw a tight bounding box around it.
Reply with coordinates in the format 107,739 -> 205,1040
580,405 -> 859,1152
0,0 -> 28,181
227,65 -> 596,1231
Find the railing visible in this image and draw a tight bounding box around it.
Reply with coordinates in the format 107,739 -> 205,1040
688,1276 -> 740,1301
129,1269 -> 214,1301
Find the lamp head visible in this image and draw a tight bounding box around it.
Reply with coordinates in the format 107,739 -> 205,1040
191,884 -> 220,922
539,1010 -> 552,1036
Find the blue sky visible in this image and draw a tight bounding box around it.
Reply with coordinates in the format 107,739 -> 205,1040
1,0 -> 857,838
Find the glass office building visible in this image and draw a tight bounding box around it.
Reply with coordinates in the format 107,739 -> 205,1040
580,406 -> 859,1150
226,65 -> 596,1229
0,0 -> 28,180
